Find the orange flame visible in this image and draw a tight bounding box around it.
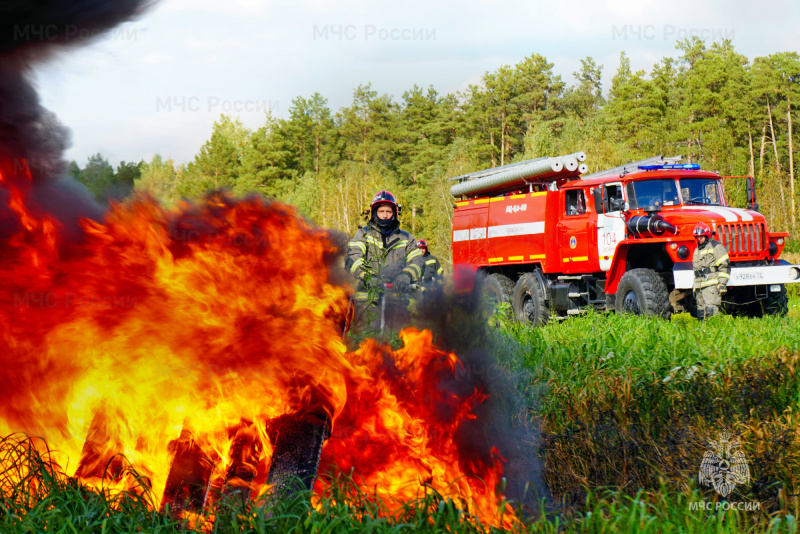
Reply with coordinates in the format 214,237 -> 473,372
0,159 -> 516,528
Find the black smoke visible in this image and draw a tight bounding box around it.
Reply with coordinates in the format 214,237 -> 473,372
0,0 -> 153,238
372,277 -> 555,519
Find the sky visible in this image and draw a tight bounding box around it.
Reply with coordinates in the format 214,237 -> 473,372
31,0 -> 800,169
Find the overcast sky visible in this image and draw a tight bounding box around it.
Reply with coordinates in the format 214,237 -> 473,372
32,0 -> 799,169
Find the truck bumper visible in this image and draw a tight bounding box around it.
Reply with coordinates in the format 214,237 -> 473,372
672,260 -> 800,289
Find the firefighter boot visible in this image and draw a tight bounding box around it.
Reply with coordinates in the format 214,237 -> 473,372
696,307 -> 705,321
705,306 -> 717,318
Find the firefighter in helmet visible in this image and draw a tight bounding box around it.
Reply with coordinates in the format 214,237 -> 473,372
417,239 -> 444,289
692,222 -> 730,319
345,190 -> 425,330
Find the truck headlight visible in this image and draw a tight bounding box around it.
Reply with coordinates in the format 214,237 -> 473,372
770,285 -> 781,292
677,245 -> 690,260
777,237 -> 785,245
789,267 -> 800,280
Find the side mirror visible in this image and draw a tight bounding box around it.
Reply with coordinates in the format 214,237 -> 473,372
745,177 -> 758,211
592,187 -> 603,213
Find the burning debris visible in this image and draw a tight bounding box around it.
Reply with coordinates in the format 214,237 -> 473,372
0,0 -> 549,529
0,177 -> 539,526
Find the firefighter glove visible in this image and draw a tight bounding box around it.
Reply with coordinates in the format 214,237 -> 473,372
718,284 -> 727,295
394,272 -> 413,294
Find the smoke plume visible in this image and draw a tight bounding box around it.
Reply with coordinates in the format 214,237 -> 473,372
0,0 -> 153,235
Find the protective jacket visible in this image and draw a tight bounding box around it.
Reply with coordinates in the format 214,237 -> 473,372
345,221 -> 424,300
421,252 -> 444,285
692,239 -> 730,290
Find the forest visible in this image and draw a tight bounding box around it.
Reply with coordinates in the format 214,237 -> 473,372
71,37 -> 800,261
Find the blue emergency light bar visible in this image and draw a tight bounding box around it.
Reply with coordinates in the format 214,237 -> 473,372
639,163 -> 701,171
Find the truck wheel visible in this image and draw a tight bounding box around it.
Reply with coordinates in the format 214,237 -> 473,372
482,273 -> 515,307
761,284 -> 788,317
614,268 -> 670,318
512,272 -> 550,327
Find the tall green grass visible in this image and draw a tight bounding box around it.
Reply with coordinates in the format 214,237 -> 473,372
493,302 -> 800,532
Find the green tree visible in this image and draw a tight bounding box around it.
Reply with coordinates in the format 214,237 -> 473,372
135,155 -> 178,205
563,56 -> 603,119
178,117 -> 243,198
114,161 -> 142,194
513,53 -> 565,132
604,53 -> 665,152
337,83 -> 398,178
285,93 -> 337,176
483,64 -> 519,166
77,153 -> 116,203
67,160 -> 81,181
237,113 -> 297,197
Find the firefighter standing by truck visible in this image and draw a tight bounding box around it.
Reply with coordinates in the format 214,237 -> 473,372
692,222 -> 730,319
345,190 -> 425,332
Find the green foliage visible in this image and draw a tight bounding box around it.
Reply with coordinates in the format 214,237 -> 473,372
175,115 -> 249,199
93,38 -> 800,257
493,304 -> 800,532
134,154 -> 179,205
72,154 -> 140,203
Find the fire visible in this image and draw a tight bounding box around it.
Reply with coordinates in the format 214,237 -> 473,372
0,159 -> 516,528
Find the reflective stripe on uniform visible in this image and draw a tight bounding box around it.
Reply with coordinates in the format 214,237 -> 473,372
715,254 -> 729,266
425,259 -> 436,265
349,258 -> 364,274
391,240 -> 409,250
699,248 -> 715,256
353,292 -> 371,301
364,235 -> 383,249
404,264 -> 422,279
701,279 -> 719,287
718,272 -> 730,279
437,267 -> 443,275
348,241 -> 366,253
406,248 -> 422,261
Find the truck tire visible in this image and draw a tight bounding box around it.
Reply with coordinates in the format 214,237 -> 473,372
482,273 -> 515,307
512,272 -> 550,327
761,284 -> 788,317
615,268 -> 670,318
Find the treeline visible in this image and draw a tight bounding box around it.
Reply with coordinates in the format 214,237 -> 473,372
72,37 -> 800,260
68,154 -> 142,203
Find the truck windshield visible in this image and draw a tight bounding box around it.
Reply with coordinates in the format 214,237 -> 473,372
678,178 -> 723,205
631,179 -> 680,208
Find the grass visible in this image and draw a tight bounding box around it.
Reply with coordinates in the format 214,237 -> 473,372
2,301 -> 800,532
494,301 -> 800,532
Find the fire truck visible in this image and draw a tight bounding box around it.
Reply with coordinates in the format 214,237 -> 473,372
450,155 -> 800,324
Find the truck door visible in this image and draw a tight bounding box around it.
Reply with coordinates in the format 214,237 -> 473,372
596,182 -> 627,271
559,189 -> 592,272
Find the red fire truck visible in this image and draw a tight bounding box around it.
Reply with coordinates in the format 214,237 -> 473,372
451,156 -> 799,324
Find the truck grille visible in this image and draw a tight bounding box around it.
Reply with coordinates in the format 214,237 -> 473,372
716,222 -> 766,256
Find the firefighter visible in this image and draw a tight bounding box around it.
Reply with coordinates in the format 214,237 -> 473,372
417,239 -> 444,289
345,190 -> 425,331
692,222 -> 730,319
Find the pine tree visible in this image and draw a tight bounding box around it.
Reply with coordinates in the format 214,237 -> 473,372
135,154 -> 178,205
178,117 -> 243,198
